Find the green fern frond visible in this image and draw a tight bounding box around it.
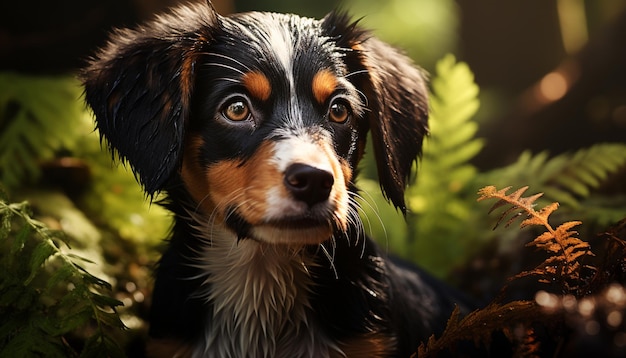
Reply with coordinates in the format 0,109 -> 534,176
477,143 -> 626,209
0,197 -> 125,357
399,54 -> 484,276
408,54 -> 483,215
417,54 -> 483,188
0,73 -> 89,189
355,54 -> 484,277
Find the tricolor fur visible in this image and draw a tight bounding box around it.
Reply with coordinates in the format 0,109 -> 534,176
82,1 -> 471,357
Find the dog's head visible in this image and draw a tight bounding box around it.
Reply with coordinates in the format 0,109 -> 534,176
83,1 -> 428,246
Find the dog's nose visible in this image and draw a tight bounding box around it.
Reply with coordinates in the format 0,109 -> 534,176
284,163 -> 334,207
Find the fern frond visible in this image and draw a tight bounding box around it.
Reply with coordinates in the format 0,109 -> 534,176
0,197 -> 125,356
0,73 -> 89,189
478,186 -> 545,229
387,54 -> 484,277
422,54 -> 483,172
478,185 -> 595,293
477,143 -> 626,209
416,301 -> 542,358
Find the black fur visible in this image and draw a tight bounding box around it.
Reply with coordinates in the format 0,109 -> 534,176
82,2 -> 469,357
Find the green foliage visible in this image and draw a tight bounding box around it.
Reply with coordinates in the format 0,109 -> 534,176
343,0 -> 458,69
73,129 -> 171,244
359,54 -> 484,276
360,55 -> 626,279
0,72 -> 170,244
0,71 -> 170,356
478,144 -> 626,209
0,73 -> 88,190
405,55 -> 484,275
0,196 -> 125,357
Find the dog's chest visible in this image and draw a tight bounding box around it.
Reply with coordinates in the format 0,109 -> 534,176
190,237 -> 341,357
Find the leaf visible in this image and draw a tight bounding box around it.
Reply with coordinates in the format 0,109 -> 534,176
0,198 -> 125,355
0,323 -> 69,357
11,224 -> 31,254
46,264 -> 75,290
81,333 -> 125,358
476,144 -> 626,210
25,240 -> 57,285
54,308 -> 94,335
479,185 -> 595,293
417,301 -> 544,357
0,73 -> 88,190
397,54 -> 484,277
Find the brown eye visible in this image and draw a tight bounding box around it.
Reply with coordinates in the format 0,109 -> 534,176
223,99 -> 250,121
329,101 -> 350,123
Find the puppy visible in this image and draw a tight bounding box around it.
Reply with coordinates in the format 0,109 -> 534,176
83,1 -> 472,357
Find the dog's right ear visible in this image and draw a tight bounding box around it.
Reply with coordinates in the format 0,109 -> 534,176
82,2 -> 220,195
322,12 -> 429,214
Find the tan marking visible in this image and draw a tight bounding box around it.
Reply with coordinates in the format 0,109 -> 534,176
204,141 -> 282,225
181,134 -> 352,245
181,136 -> 216,215
312,70 -> 338,104
321,143 -> 351,232
182,139 -> 280,225
180,53 -> 196,110
351,43 -> 364,52
242,71 -> 272,101
334,333 -> 396,358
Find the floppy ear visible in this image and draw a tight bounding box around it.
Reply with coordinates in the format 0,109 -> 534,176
323,13 -> 429,213
359,38 -> 429,213
81,2 -> 220,195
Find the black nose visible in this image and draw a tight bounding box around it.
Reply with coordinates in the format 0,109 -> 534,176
284,163 -> 334,207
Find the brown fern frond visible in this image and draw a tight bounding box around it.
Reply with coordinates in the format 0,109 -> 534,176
478,186 -> 544,229
478,185 -> 595,293
520,202 -> 559,229
415,301 -> 544,358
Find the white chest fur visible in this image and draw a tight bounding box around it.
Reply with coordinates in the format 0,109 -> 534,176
188,228 -> 342,358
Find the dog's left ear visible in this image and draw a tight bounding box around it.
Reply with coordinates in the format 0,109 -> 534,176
82,3 -> 220,195
323,13 -> 429,214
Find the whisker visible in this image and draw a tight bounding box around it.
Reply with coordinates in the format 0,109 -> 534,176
349,190 -> 389,256
319,242 -> 338,279
344,69 -> 369,78
217,77 -> 241,84
354,87 -> 369,107
202,52 -> 252,72
334,206 -> 356,246
202,62 -> 246,75
351,191 -> 387,239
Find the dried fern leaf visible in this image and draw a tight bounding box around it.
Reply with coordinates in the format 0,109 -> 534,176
479,185 -> 595,293
416,301 -> 542,358
478,186 -> 548,229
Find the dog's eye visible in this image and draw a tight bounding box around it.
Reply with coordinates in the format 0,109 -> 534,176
222,98 -> 250,122
328,100 -> 350,124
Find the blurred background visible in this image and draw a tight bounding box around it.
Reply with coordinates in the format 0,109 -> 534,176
1,0 -> 626,355
3,0 -> 626,164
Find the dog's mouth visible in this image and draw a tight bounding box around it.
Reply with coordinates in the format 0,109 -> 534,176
225,208 -> 337,245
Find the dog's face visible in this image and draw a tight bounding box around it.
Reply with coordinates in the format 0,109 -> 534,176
83,1 -> 428,247
181,12 -> 366,245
